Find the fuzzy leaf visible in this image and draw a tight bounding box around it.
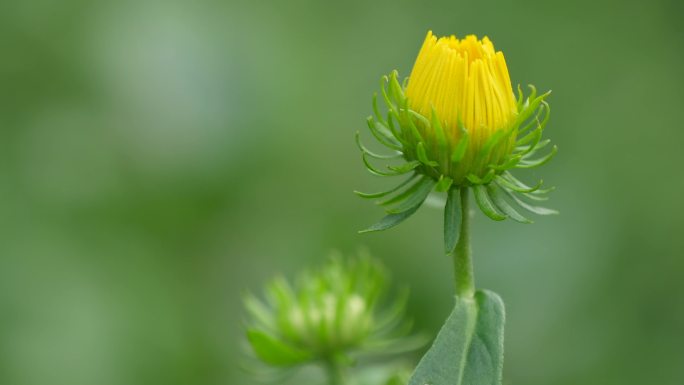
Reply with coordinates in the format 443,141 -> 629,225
444,187 -> 462,254
408,290 -> 505,385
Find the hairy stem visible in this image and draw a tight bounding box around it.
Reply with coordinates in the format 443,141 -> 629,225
451,187 -> 475,298
325,358 -> 347,385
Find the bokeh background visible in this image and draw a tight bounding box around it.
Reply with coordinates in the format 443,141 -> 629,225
2,0 -> 684,384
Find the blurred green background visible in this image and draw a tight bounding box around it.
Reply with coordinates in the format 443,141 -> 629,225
1,0 -> 683,384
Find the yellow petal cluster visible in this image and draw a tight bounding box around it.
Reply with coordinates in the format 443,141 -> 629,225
406,31 -> 517,142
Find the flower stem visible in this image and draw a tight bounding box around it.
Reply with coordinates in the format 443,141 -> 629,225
451,187 -> 475,298
325,358 -> 347,385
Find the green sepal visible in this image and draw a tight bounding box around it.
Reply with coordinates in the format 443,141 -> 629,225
388,70 -> 406,105
487,184 -> 532,224
378,176 -> 426,206
489,154 -> 522,171
401,98 -> 425,143
355,131 -> 402,160
473,185 -> 507,221
409,109 -> 431,128
516,138 -> 550,153
372,92 -> 387,126
246,329 -> 313,366
416,142 -> 438,166
385,177 -> 436,214
243,293 -> 277,332
521,191 -> 550,201
359,198 -> 424,233
451,120 -> 470,164
495,173 -> 542,193
408,290 -> 505,385
386,112 -> 407,146
479,129 -> 507,158
354,174 -> 417,199
516,145 -> 558,169
435,175 -> 453,192
431,108 -> 448,149
466,169 -> 495,185
444,187 -> 462,254
362,153 -> 408,177
367,116 -> 402,151
501,187 -> 559,216
380,75 -> 396,115
388,160 -> 421,174
516,126 -> 542,148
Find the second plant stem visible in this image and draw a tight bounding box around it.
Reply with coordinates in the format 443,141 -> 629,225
326,358 -> 347,385
452,187 -> 475,298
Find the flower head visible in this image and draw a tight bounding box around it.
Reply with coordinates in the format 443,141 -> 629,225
243,254 -> 417,372
405,32 -> 518,182
356,30 -> 557,240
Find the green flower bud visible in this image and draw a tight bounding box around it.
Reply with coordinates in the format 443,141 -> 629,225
243,254 -> 415,371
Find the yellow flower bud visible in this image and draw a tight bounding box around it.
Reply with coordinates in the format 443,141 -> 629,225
406,32 -> 517,141
405,32 -> 518,182
357,30 -> 557,230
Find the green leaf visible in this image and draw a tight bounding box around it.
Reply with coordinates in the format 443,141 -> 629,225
444,187 -> 462,254
487,184 -> 532,224
473,185 -> 507,221
386,178 -> 436,214
408,290 -> 505,385
246,329 -> 312,366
